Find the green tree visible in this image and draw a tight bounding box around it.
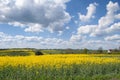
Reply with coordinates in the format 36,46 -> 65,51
35,50 -> 43,55
83,48 -> 88,54
98,47 -> 103,53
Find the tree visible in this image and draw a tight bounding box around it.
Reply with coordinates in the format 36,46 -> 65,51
98,47 -> 103,53
65,48 -> 74,54
83,48 -> 88,54
35,50 -> 43,55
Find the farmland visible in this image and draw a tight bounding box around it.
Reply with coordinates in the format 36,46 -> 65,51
0,52 -> 120,80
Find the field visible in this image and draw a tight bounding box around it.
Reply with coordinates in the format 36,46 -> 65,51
0,54 -> 120,80
0,49 -> 35,56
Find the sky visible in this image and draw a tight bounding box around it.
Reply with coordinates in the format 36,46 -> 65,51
0,0 -> 120,49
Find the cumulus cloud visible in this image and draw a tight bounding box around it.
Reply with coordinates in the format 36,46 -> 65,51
0,31 -> 119,49
0,32 -> 43,42
8,22 -> 25,28
70,34 -> 85,42
105,34 -> 120,41
70,1 -> 120,44
0,32 -> 72,48
24,24 -> 44,32
77,1 -> 120,36
79,3 -> 98,22
89,1 -> 119,37
77,25 -> 97,35
98,1 -> 119,28
106,22 -> 120,33
70,25 -> 97,42
0,0 -> 71,33
86,40 -> 120,49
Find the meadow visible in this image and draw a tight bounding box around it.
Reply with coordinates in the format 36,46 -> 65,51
0,54 -> 120,80
0,49 -> 35,56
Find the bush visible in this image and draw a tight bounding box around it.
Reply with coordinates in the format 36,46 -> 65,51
35,50 -> 43,55
97,47 -> 103,53
83,48 -> 88,54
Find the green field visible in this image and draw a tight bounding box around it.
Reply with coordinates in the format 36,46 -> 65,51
0,63 -> 120,80
0,49 -> 35,56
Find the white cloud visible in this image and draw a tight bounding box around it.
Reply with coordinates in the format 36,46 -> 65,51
70,1 -> 120,47
0,32 -> 119,49
98,1 -> 119,28
76,1 -> 120,37
107,1 -> 119,15
77,25 -> 97,35
24,24 -> 44,33
70,34 -> 85,42
79,3 -> 97,22
66,26 -> 70,29
0,32 -> 5,37
58,31 -> 63,36
105,34 -> 120,41
0,0 -> 71,33
106,22 -> 120,33
115,14 -> 120,19
8,22 -> 25,28
91,1 -> 120,37
0,32 -> 43,42
0,32 -> 72,49
69,25 -> 97,42
86,40 -> 119,49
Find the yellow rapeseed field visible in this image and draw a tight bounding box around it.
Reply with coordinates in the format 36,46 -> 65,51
0,54 -> 120,68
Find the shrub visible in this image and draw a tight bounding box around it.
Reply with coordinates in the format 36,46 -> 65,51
35,50 -> 43,55
83,48 -> 88,54
97,47 -> 103,53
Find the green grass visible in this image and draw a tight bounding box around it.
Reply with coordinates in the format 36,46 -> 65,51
0,50 -> 35,56
41,49 -> 83,54
0,63 -> 120,80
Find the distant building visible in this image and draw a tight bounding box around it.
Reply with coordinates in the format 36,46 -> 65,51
107,49 -> 112,54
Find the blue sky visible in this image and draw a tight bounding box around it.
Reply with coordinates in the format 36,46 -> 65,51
0,0 -> 120,49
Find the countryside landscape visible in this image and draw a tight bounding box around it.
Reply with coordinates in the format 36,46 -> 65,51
0,0 -> 120,80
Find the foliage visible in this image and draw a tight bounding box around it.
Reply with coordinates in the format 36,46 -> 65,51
83,48 -> 88,54
97,47 -> 103,53
34,50 -> 43,55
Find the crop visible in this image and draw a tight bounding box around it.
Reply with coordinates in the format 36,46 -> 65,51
0,54 -> 120,80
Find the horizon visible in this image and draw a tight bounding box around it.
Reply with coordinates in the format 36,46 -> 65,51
0,47 -> 120,50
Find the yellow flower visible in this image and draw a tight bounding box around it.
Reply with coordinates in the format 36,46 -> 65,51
0,54 -> 120,68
